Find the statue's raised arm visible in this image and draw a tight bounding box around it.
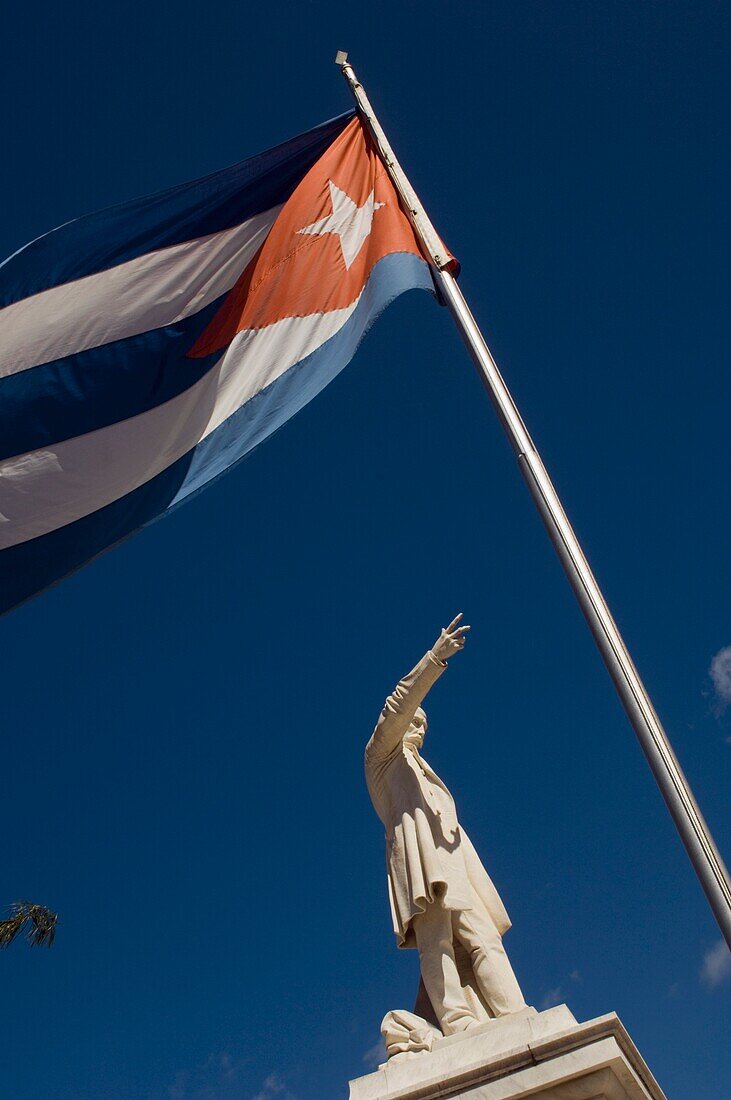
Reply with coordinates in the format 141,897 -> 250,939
365,615 -> 470,766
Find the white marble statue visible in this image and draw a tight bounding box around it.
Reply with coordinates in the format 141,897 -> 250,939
365,615 -> 526,1040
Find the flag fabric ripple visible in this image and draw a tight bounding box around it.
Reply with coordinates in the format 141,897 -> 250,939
0,112 -> 441,614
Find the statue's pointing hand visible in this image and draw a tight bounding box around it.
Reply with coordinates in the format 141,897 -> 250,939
431,613 -> 471,664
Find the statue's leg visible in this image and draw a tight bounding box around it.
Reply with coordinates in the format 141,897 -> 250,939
412,901 -> 478,1036
452,908 -> 527,1017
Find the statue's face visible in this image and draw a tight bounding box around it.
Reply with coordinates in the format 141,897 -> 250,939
404,707 -> 428,749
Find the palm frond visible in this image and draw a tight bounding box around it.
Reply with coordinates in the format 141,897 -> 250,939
0,902 -> 57,948
24,903 -> 57,946
0,911 -> 27,948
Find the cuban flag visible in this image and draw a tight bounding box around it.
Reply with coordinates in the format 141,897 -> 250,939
0,112 -> 451,615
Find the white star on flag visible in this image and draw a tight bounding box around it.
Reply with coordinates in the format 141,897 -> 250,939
298,181 -> 384,269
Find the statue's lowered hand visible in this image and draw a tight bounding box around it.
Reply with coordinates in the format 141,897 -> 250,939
431,613 -> 470,663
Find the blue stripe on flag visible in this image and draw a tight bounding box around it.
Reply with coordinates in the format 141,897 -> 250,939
0,112 -> 353,309
0,252 -> 432,615
0,298 -> 225,461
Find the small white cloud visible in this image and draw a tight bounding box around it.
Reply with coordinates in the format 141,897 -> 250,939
217,1052 -> 237,1083
253,1073 -> 296,1100
363,1040 -> 386,1069
539,985 -> 563,1010
700,939 -> 731,988
167,1049 -> 253,1099
540,970 -> 582,1009
709,647 -> 731,714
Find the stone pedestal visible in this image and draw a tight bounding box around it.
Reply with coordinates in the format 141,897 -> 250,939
349,1006 -> 666,1100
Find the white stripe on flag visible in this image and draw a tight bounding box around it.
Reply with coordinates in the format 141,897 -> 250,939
0,300 -> 358,548
0,206 -> 281,378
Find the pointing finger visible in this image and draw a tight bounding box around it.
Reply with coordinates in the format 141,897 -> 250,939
445,613 -> 463,632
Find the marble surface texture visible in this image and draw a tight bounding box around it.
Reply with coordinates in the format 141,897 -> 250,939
349,1005 -> 667,1100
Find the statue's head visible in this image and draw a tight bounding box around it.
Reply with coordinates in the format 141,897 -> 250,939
404,706 -> 428,749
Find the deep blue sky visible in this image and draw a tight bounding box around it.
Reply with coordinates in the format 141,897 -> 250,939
2,2 -> 730,1097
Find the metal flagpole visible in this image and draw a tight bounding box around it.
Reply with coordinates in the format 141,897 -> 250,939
335,51 -> 731,948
